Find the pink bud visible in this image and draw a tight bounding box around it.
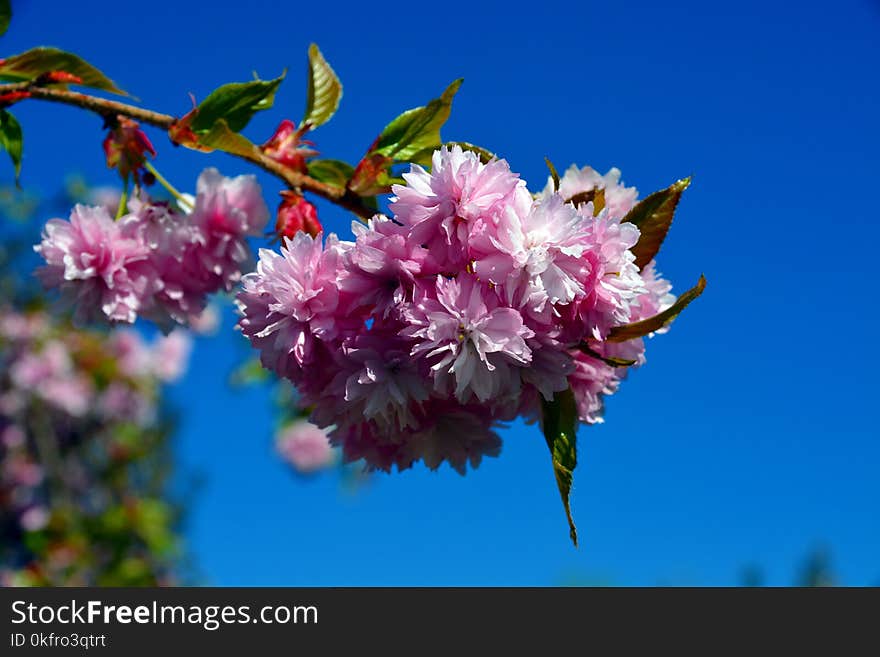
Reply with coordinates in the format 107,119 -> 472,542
261,120 -> 317,172
275,191 -> 322,239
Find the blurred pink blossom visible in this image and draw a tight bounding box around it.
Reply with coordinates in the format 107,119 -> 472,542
276,421 -> 336,474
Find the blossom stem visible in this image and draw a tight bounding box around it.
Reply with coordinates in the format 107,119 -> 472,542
115,181 -> 129,219
0,81 -> 375,219
144,161 -> 192,210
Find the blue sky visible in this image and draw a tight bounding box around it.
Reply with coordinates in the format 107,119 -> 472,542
3,0 -> 879,585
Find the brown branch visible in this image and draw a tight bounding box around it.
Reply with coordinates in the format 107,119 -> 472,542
0,81 -> 376,220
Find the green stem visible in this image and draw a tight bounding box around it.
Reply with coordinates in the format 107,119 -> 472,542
115,181 -> 129,219
144,161 -> 192,210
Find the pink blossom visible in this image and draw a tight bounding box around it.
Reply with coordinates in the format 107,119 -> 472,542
475,194 -> 594,311
9,340 -> 94,416
152,330 -> 192,382
325,399 -> 504,475
335,327 -> 431,431
237,232 -> 347,379
97,382 -> 155,424
391,145 -> 529,268
109,328 -> 191,382
34,205 -> 157,324
193,168 -> 270,237
635,260 -> 676,329
521,335 -> 576,402
402,399 -> 502,475
542,164 -> 638,220
9,340 -> 70,389
559,211 -> 645,341
402,274 -> 533,403
1,424 -> 26,449
568,349 -> 618,424
0,310 -> 47,341
188,305 -> 220,335
276,421 -> 336,474
125,198 -> 195,259
338,217 -> 428,317
35,168 -> 270,330
110,330 -> 153,378
19,506 -> 50,532
41,376 -> 93,416
230,153 -> 685,471
2,454 -> 42,487
162,169 -> 270,315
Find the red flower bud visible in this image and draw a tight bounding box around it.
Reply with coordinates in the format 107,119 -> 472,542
276,191 -> 321,239
103,116 -> 156,184
261,120 -> 317,173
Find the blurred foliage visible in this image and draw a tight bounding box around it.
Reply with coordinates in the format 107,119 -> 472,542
741,545 -> 839,588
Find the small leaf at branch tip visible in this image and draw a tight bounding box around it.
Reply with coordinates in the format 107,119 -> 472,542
191,73 -> 285,134
307,158 -> 354,189
544,157 -> 560,192
626,175 -> 693,269
0,109 -> 23,186
372,79 -> 462,164
0,47 -> 127,96
607,274 -> 706,342
540,388 -> 579,547
577,342 -> 637,368
303,44 -> 342,130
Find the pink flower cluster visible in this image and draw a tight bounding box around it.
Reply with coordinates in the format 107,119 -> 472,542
1,308 -> 191,422
0,307 -> 191,535
34,168 -> 269,329
237,147 -> 677,474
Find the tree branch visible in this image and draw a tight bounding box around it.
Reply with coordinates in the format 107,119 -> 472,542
0,81 -> 376,220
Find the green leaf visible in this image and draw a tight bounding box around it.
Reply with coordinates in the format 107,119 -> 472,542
190,73 -> 285,134
545,157 -> 560,192
196,119 -> 259,158
0,109 -> 22,185
0,47 -> 127,95
133,499 -> 175,555
373,79 -> 462,164
577,342 -> 637,368
608,274 -> 707,342
540,387 -> 579,547
624,176 -> 691,270
307,158 -> 354,189
0,0 -> 11,36
303,44 -> 342,129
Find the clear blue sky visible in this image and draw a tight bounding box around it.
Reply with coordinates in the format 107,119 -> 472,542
4,0 -> 879,585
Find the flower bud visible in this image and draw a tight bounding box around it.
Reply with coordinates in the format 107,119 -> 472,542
275,191 -> 321,239
103,116 -> 156,184
261,120 -> 317,172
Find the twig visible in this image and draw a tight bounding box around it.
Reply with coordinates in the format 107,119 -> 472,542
0,81 -> 376,220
